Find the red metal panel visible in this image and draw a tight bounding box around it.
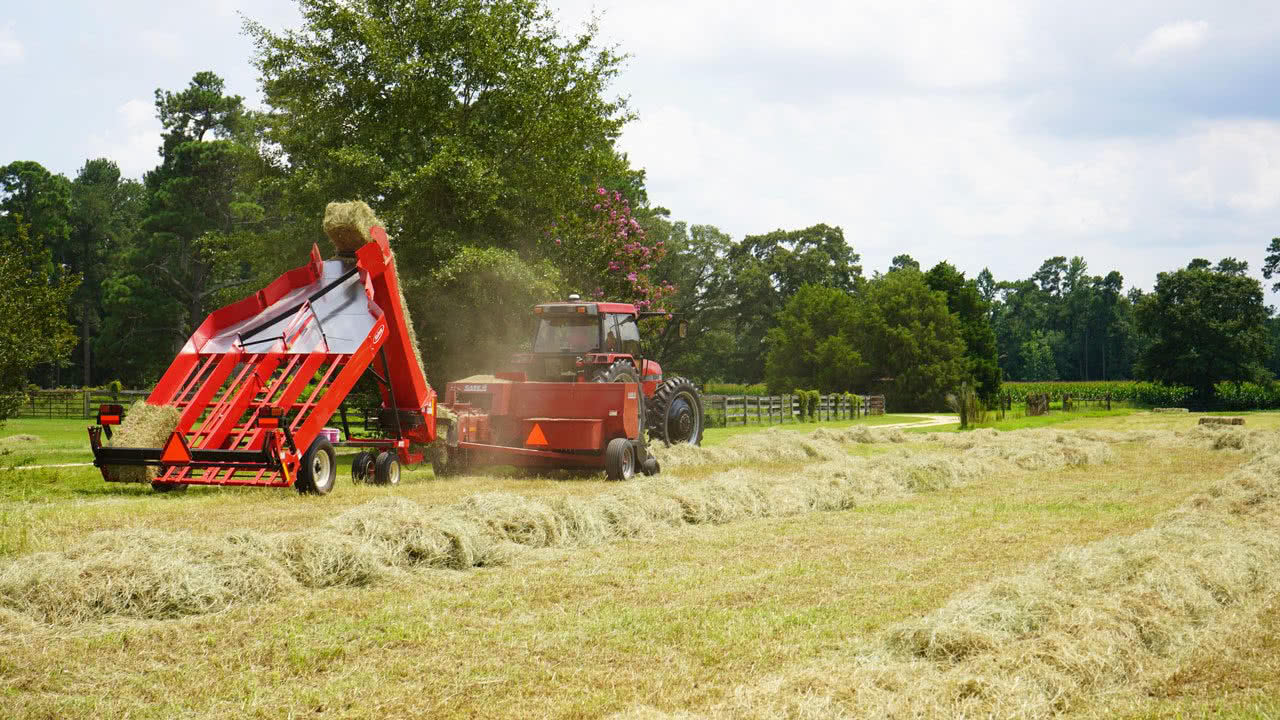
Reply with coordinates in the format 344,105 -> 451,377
198,354 -> 282,451
520,418 -> 602,451
175,353 -> 239,432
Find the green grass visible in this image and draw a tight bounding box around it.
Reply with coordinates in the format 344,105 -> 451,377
2,422 -> 1272,718
0,417 -> 97,465
911,407 -> 1136,433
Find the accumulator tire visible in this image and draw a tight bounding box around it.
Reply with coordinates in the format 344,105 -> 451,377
647,376 -> 704,446
351,450 -> 375,484
593,359 -> 639,383
373,451 -> 401,486
295,438 -> 337,495
605,437 -> 636,481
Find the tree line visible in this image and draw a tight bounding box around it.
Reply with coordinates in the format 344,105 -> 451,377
3,0 -> 1278,417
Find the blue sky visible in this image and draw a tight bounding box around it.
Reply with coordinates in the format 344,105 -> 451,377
4,0 -> 1280,299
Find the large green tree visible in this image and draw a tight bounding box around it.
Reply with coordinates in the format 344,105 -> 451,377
246,0 -> 633,268
0,161 -> 72,267
98,72 -> 268,384
0,219 -> 78,422
64,159 -> 146,386
924,261 -> 1000,401
1135,261 -> 1271,397
721,223 -> 860,382
764,284 -> 866,394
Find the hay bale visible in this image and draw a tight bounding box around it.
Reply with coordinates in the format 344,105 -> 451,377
106,401 -> 181,483
1152,407 -> 1189,413
1199,416 -> 1245,426
322,200 -> 381,252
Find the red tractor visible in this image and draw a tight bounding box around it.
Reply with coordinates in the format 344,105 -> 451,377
435,295 -> 703,480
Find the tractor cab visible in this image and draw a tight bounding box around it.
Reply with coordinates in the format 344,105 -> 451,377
512,295 -> 663,396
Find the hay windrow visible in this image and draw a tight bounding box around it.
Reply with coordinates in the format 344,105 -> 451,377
0,434 -> 40,446
104,401 -> 181,483
616,429 -> 1280,720
0,426 -> 1118,626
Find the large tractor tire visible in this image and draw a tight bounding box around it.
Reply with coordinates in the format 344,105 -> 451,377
592,359 -> 639,383
647,376 -> 704,446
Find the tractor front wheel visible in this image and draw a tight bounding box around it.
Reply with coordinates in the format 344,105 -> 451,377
296,438 -> 337,495
605,437 -> 636,481
647,376 -> 704,446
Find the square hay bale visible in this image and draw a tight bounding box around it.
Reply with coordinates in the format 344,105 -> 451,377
105,401 -> 181,483
322,201 -> 381,253
1199,416 -> 1245,426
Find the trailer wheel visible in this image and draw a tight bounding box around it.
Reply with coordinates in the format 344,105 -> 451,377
351,450 -> 375,484
150,481 -> 188,493
605,438 -> 636,481
295,438 -> 336,495
373,451 -> 401,486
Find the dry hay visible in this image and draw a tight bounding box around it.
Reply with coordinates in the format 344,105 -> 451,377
104,401 -> 181,483
0,434 -> 40,446
0,427 -> 1120,627
1152,407 -> 1190,413
1198,416 -> 1245,426
454,374 -> 511,384
322,200 -> 380,253
651,426 -> 906,471
614,432 -> 1280,719
924,428 -> 1112,471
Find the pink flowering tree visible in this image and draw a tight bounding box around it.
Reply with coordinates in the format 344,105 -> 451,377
544,186 -> 675,312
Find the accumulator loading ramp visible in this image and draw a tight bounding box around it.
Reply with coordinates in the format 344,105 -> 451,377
89,226 -> 436,490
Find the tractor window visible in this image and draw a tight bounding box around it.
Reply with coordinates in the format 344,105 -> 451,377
533,315 -> 600,353
615,314 -> 641,356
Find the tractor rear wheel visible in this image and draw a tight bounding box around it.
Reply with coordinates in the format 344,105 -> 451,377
593,359 -> 638,383
605,437 -> 636,481
647,376 -> 704,446
373,451 -> 401,486
295,438 -> 337,495
351,450 -> 375,484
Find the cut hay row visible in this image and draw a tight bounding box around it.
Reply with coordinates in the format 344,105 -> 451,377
616,431 -> 1280,719
0,429 -> 1112,626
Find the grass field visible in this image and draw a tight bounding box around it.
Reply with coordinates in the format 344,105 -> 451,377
1,411 -> 1279,718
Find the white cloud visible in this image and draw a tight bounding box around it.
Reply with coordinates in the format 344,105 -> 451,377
87,99 -> 162,179
0,21 -> 23,64
138,29 -> 183,58
1132,20 -> 1209,64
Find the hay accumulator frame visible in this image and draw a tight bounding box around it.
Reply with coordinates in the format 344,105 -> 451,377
88,227 -> 436,494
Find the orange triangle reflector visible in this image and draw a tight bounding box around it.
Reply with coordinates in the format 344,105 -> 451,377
160,431 -> 192,465
525,423 -> 548,447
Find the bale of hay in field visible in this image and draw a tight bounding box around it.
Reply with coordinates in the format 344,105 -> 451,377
1199,416 -> 1245,426
105,401 -> 181,483
272,530 -> 384,588
1152,407 -> 1189,413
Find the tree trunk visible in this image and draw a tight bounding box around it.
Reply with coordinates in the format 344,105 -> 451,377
82,302 -> 91,387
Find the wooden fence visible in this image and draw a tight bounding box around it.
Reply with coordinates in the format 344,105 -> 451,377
703,394 -> 885,428
15,389 -> 151,419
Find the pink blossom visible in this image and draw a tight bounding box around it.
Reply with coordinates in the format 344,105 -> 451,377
597,187 -> 607,196
626,272 -> 637,282
593,204 -> 601,210
641,264 -> 650,271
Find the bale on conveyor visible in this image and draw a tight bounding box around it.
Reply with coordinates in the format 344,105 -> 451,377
104,401 -> 181,483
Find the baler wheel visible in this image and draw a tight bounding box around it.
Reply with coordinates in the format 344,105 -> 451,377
351,450 -> 375,483
373,451 -> 401,486
605,438 -> 636,481
150,481 -> 188,493
295,438 -> 337,495
593,359 -> 639,383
